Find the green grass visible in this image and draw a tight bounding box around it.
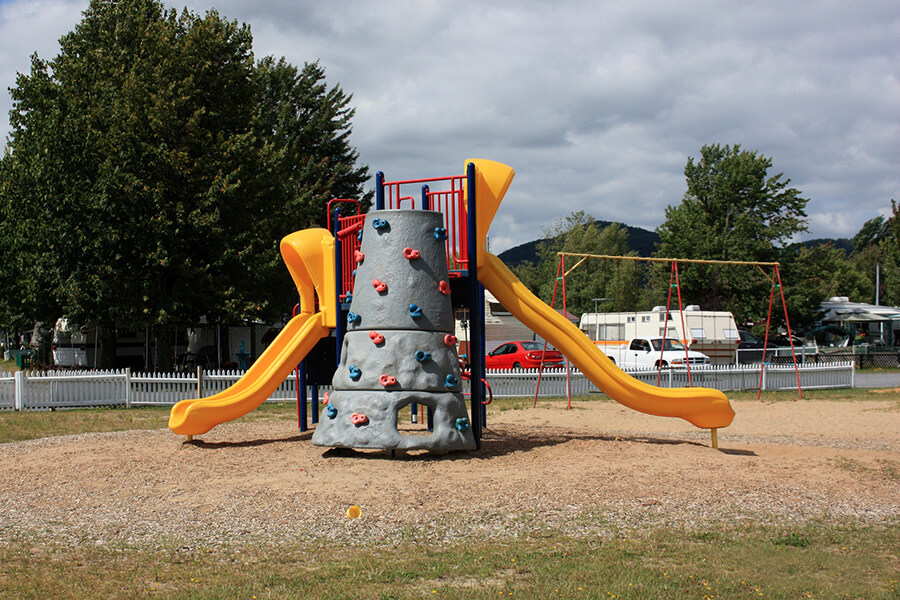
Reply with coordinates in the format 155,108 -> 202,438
1,522 -> 897,599
0,359 -> 17,372
717,387 -> 898,403
831,456 -> 900,482
0,401 -> 300,444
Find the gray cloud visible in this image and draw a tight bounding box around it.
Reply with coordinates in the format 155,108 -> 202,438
1,0 -> 896,252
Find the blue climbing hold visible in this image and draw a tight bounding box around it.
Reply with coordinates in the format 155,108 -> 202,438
434,227 -> 447,240
408,304 -> 423,318
455,417 -> 471,432
444,374 -> 459,389
357,229 -> 363,240
372,218 -> 388,230
345,292 -> 353,303
347,311 -> 361,324
326,404 -> 338,419
414,350 -> 431,362
348,365 -> 362,380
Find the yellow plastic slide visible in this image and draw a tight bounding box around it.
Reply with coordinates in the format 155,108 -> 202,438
168,229 -> 336,436
467,157 -> 734,430
479,253 -> 734,429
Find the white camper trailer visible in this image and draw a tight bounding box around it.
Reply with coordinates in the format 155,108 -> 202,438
579,306 -> 740,364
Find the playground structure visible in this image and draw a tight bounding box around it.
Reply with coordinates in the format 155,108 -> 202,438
168,159 -> 735,451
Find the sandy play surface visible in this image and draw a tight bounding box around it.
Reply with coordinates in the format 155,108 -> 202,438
1,396 -> 897,546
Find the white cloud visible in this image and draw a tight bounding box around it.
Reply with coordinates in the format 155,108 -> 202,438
1,0 -> 897,253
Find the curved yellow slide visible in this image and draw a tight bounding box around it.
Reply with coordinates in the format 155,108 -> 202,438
467,157 -> 734,430
480,253 -> 734,429
169,229 -> 336,436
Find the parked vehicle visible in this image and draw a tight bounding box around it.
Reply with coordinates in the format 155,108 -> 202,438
50,318 -> 89,368
599,337 -> 710,369
736,329 -> 777,364
579,306 -> 739,364
455,290 -> 579,363
485,341 -> 564,370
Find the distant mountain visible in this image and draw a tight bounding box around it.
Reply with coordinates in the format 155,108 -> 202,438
497,222 -> 854,268
797,238 -> 853,255
497,220 -> 660,268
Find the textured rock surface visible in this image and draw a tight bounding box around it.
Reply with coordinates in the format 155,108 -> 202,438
344,211 -> 454,333
312,391 -> 472,450
332,330 -> 461,392
312,210 -> 476,452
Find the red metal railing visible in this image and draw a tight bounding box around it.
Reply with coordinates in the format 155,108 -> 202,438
332,173 -> 471,299
336,214 -> 365,301
383,174 -> 469,273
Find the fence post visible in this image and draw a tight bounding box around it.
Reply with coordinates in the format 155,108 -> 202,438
761,363 -> 768,391
14,370 -> 24,411
196,366 -> 203,398
125,367 -> 132,408
850,360 -> 855,388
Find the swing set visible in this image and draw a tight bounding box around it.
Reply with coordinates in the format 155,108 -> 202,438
532,252 -> 803,406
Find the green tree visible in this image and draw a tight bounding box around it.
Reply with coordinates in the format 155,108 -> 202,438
0,0 -> 368,368
850,201 -> 899,306
655,144 -> 809,326
780,243 -> 871,332
512,211 -> 642,316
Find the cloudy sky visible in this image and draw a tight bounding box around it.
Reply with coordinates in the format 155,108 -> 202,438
1,0 -> 897,253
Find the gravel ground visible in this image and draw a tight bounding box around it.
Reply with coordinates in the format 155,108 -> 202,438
0,398 -> 898,548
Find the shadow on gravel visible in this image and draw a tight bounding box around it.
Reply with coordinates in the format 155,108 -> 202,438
185,431 -> 313,449
315,425 -> 732,461
717,447 -> 758,456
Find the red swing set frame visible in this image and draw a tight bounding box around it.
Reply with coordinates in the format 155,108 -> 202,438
530,253 -> 803,407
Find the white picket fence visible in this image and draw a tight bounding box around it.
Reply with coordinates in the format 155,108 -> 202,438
0,361 -> 855,411
473,361 -> 855,398
0,369 -> 322,411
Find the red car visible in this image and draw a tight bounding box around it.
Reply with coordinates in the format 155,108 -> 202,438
485,341 -> 565,370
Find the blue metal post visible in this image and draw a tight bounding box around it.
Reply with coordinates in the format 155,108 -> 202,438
376,171 -> 385,210
334,207 -> 344,367
422,185 -> 430,211
298,362 -> 308,432
465,162 -> 484,448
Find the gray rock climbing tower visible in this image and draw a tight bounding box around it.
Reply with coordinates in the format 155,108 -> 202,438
311,209 -> 476,452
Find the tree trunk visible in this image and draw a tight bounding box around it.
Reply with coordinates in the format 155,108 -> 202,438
156,327 -> 174,372
99,322 -> 117,369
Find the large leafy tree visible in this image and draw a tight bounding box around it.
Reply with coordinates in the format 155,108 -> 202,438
512,211 -> 642,316
850,201 -> 899,306
0,0 -> 368,367
655,144 -> 808,326
779,243 -> 871,332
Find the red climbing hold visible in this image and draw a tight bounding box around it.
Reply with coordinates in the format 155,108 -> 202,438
443,334 -> 458,346
372,279 -> 388,293
438,280 -> 451,295
403,247 -> 421,260
369,331 -> 385,345
379,374 -> 398,387
354,249 -> 365,263
350,412 -> 369,426
322,392 -> 329,405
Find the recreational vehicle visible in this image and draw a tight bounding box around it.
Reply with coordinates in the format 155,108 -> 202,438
579,306 -> 740,364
